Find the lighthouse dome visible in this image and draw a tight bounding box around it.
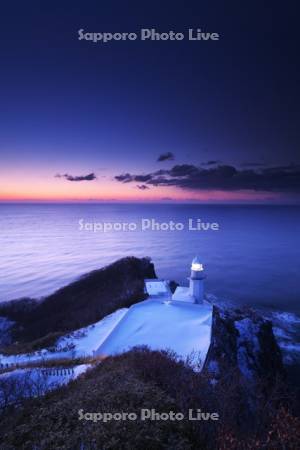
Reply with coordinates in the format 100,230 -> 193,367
191,256 -> 203,272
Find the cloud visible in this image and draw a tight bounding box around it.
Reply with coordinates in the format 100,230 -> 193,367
55,173 -> 96,182
157,152 -> 174,162
169,164 -> 199,177
241,162 -> 266,167
115,173 -> 155,183
114,173 -> 133,183
115,164 -> 300,193
260,163 -> 300,173
201,160 -> 222,166
137,184 -> 150,190
134,174 -> 153,182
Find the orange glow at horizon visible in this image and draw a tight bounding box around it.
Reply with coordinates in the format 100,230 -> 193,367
0,186 -> 281,203
0,168 -> 283,203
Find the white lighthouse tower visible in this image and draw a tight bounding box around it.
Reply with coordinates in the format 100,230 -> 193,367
171,256 -> 206,304
189,256 -> 205,304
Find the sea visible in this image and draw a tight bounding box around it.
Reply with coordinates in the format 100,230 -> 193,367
0,203 -> 299,364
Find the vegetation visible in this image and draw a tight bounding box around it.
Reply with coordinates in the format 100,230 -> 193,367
0,348 -> 298,450
0,257 -> 298,448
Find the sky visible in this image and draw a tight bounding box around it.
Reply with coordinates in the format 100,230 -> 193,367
0,1 -> 299,202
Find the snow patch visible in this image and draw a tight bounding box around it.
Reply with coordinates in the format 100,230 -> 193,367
279,342 -> 300,354
273,326 -> 291,340
0,364 -> 90,406
96,299 -> 213,370
267,311 -> 300,365
57,308 -> 128,356
271,312 -> 300,325
0,308 -> 128,366
145,280 -> 171,297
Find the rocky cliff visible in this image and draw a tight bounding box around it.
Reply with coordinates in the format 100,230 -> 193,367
204,305 -> 285,400
0,257 -> 156,348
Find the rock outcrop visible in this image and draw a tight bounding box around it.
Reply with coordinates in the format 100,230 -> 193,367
0,257 -> 156,347
204,306 -> 285,395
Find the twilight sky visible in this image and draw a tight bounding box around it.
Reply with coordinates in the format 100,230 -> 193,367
0,1 -> 299,202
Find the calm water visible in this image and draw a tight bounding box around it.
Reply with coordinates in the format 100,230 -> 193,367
0,203 -> 300,314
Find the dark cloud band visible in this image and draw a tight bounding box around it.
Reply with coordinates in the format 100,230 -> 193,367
55,173 -> 96,182
115,164 -> 300,193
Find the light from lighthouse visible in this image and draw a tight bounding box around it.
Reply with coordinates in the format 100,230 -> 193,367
191,262 -> 203,271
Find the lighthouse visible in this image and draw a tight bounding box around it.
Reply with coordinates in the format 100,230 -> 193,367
171,256 -> 206,304
189,256 -> 205,303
